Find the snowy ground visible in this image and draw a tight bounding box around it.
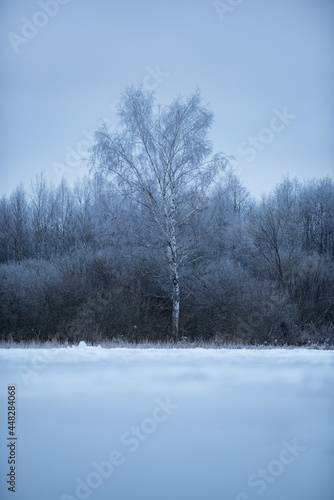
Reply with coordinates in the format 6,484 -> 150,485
0,345 -> 333,500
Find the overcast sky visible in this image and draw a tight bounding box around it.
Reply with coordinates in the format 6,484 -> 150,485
1,0 -> 333,198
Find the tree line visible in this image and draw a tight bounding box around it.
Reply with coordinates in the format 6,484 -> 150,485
0,87 -> 333,344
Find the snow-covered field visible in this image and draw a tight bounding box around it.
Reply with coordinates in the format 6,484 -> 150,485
0,345 -> 333,500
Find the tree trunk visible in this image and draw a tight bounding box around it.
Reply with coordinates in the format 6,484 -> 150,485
172,262 -> 180,339
170,195 -> 180,339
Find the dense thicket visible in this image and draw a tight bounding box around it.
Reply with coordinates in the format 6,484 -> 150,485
0,170 -> 333,345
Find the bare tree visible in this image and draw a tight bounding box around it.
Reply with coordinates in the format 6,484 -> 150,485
54,179 -> 75,256
30,172 -> 52,260
0,196 -> 12,263
301,177 -> 334,257
10,184 -> 30,263
90,86 -> 227,338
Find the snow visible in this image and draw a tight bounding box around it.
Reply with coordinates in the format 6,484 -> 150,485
0,347 -> 333,500
77,341 -> 88,349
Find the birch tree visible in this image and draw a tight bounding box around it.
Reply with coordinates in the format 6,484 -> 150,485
90,86 -> 227,338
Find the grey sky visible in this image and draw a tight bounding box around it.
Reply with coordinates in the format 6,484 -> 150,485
1,0 -> 333,198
